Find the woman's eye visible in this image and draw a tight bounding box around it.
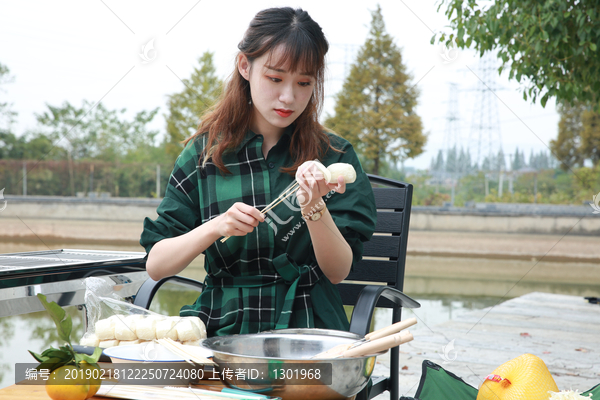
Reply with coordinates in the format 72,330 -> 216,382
268,77 -> 281,83
299,81 -> 312,87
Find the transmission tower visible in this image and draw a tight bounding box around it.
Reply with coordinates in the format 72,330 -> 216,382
442,82 -> 461,203
442,82 -> 461,173
467,52 -> 503,172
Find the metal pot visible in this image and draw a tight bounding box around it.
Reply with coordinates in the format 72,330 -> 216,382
202,329 -> 378,400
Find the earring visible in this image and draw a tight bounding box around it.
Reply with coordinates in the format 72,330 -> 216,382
248,98 -> 252,105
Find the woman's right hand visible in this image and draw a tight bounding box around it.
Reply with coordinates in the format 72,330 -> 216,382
214,202 -> 265,238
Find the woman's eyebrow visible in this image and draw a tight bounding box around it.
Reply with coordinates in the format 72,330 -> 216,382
265,65 -> 312,76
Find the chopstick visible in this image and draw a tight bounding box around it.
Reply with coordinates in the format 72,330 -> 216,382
220,181 -> 300,243
157,338 -> 215,365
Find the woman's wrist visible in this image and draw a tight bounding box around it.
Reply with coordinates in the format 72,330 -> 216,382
201,216 -> 225,243
302,203 -> 327,222
300,197 -> 325,215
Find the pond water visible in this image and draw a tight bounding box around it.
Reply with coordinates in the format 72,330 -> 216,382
0,285 -> 500,390
0,240 -> 596,390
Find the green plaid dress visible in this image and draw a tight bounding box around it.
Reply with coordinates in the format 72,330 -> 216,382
140,126 -> 377,337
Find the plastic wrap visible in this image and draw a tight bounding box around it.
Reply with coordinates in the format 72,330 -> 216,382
80,277 -> 206,348
80,277 -> 161,347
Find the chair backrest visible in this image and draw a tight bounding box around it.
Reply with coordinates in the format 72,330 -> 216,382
337,174 -> 413,308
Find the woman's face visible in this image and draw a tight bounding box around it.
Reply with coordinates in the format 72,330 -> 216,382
238,46 -> 315,137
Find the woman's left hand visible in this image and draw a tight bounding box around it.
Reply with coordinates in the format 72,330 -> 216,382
295,161 -> 345,212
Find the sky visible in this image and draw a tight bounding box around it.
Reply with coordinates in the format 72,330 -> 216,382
0,0 -> 560,170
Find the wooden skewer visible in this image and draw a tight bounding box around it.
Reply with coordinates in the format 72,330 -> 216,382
312,318 -> 417,359
157,338 -> 215,365
341,331 -> 413,358
220,181 -> 300,243
260,180 -> 299,215
260,183 -> 300,215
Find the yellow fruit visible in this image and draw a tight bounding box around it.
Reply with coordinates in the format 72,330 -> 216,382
45,365 -> 90,400
477,353 -> 559,400
79,361 -> 102,398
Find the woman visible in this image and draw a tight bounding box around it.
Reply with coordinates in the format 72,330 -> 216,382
140,7 -> 377,337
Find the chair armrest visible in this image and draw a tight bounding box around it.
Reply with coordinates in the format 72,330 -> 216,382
348,285 -> 421,336
133,276 -> 205,310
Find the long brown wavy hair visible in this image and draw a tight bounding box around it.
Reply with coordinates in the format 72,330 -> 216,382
184,7 -> 339,175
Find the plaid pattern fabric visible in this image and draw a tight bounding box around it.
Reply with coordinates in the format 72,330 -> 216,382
140,127 -> 377,337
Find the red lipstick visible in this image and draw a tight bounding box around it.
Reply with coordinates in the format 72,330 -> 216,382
275,109 -> 293,117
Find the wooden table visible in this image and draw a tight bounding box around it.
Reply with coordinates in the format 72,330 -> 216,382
0,384 -> 103,399
0,382 -> 357,400
0,380 -> 229,400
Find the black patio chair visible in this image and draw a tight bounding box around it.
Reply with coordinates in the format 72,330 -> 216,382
134,174 -> 420,400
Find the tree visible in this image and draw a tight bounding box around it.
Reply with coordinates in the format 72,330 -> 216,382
528,149 -> 535,170
165,52 -> 222,163
580,106 -> 600,167
511,148 -> 526,171
457,147 -> 472,175
434,0 -> 600,108
481,155 -> 491,172
0,131 -> 66,160
446,146 -> 458,173
430,149 -> 445,172
496,149 -> 506,171
529,150 -> 553,171
0,62 -> 17,130
35,101 -> 160,162
550,101 -> 600,169
325,5 -> 425,175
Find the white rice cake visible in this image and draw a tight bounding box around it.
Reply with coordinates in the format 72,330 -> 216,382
135,315 -> 164,340
99,339 -> 120,348
79,334 -> 100,347
119,340 -> 141,346
313,160 -> 332,183
114,315 -> 144,340
156,317 -> 179,340
182,316 -> 207,339
175,318 -> 202,341
326,163 -> 356,184
95,315 -> 120,340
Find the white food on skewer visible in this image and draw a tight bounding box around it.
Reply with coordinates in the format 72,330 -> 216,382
181,316 -> 207,339
135,315 -> 164,340
156,317 -> 179,340
95,315 -> 119,340
326,163 -> 356,184
99,339 -> 120,348
223,161 -> 356,244
175,318 -> 202,341
313,160 -> 332,183
79,334 -> 100,347
118,339 -> 140,346
114,315 -> 143,340
296,160 -> 332,183
90,314 -> 206,344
